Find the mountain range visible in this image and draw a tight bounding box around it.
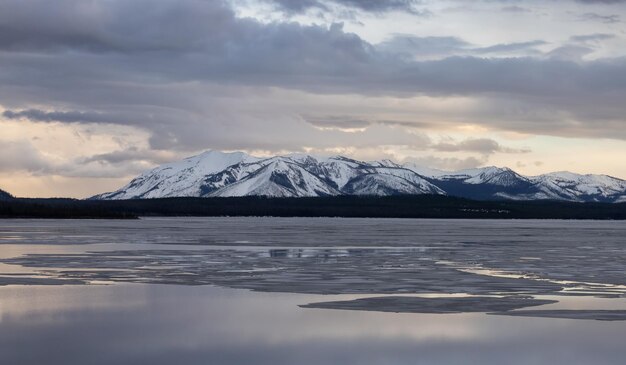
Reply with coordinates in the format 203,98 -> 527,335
92,150 -> 626,203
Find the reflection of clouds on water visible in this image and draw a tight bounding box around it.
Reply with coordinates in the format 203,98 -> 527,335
0,284 -> 626,365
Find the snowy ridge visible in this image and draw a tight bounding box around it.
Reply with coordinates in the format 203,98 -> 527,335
531,172 -> 626,202
93,150 -> 626,202
209,158 -> 340,197
93,151 -> 442,199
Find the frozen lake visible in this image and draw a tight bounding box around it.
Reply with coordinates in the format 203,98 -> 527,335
0,217 -> 625,364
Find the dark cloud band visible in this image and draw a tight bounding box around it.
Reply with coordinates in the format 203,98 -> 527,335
0,0 -> 625,153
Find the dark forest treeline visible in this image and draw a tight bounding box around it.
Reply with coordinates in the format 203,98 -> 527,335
1,195 -> 626,219
0,198 -> 138,219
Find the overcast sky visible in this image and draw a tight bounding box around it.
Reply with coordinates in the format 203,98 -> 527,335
1,0 -> 626,197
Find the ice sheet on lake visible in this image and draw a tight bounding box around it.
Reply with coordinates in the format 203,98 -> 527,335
490,310 -> 626,321
0,218 -> 624,318
300,296 -> 558,314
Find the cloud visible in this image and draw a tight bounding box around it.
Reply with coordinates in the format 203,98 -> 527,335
79,148 -> 176,165
569,33 -> 616,43
472,40 -> 547,55
501,6 -> 531,13
546,45 -> 594,61
377,35 -> 470,59
378,36 -> 547,59
0,0 -> 235,53
303,115 -> 371,130
0,0 -> 625,159
0,140 -> 49,173
577,12 -> 621,23
0,140 -> 162,178
3,109 -> 120,124
377,120 -> 439,130
575,0 -> 626,3
263,0 -> 424,14
431,138 -> 531,154
303,115 -> 446,132
0,1 -> 622,102
403,155 -> 488,171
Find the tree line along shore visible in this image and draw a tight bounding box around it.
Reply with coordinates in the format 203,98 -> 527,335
1,195 -> 625,220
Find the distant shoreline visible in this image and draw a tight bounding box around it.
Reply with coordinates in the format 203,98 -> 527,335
1,196 -> 625,220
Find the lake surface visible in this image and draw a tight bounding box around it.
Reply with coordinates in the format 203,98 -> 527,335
0,218 -> 625,364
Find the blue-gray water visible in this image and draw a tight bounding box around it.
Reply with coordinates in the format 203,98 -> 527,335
0,218 -> 625,364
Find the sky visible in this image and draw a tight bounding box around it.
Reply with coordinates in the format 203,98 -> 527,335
1,0 -> 626,198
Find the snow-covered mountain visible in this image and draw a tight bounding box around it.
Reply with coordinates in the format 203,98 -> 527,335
93,150 -> 626,203
530,172 -> 626,202
93,151 -> 443,200
404,165 -> 542,201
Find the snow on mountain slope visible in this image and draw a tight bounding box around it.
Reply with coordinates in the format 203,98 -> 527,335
403,163 -> 626,202
429,166 -> 530,187
296,156 -> 443,195
403,165 -> 530,187
368,159 -> 401,168
467,168 -> 532,187
531,172 -> 626,202
315,157 -> 366,190
211,158 -> 340,197
94,151 -> 446,199
343,173 -> 444,196
92,151 -> 259,199
92,150 -> 626,202
353,166 -> 444,195
197,158 -> 277,195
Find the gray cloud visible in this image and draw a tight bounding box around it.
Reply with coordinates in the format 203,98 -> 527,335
501,6 -> 531,13
575,0 -> 626,3
3,109 -> 119,124
377,120 -> 439,129
304,115 -> 446,132
304,115 -> 372,130
378,35 -> 547,58
403,155 -> 488,171
0,141 -> 49,173
0,1 -> 622,100
0,0 -> 236,53
377,35 -> 470,58
570,33 -> 616,43
546,45 -> 595,61
299,122 -> 530,156
79,148 -> 176,165
578,12 -> 621,23
431,138 -> 531,154
0,0 -> 625,155
263,0 -> 424,14
0,140 -> 161,178
472,40 -> 547,55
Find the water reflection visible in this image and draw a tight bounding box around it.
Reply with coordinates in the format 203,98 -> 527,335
1,218 -> 625,364
1,284 -> 626,365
